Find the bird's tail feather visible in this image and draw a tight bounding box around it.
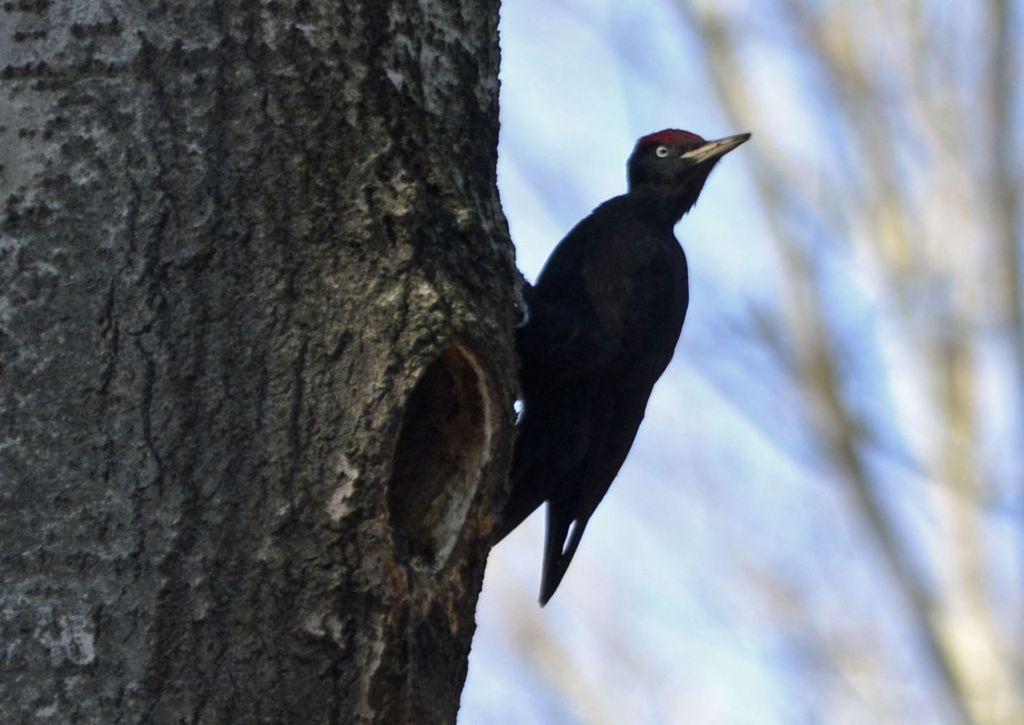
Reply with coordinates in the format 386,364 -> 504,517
538,501 -> 588,605
494,427 -> 554,542
494,481 -> 547,543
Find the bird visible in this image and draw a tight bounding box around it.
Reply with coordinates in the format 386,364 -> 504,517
497,129 -> 750,604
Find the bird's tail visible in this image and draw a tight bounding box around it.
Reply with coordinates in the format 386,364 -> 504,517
494,407 -> 558,542
538,500 -> 588,605
494,449 -> 549,543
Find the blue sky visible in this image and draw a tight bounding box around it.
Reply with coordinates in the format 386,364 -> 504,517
460,1 -> 1022,723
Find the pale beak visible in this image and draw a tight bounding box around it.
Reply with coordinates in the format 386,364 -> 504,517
680,133 -> 751,164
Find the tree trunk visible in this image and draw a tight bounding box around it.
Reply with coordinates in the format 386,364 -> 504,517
0,1 -> 515,722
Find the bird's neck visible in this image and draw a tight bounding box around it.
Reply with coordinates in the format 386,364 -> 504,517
626,184 -> 695,229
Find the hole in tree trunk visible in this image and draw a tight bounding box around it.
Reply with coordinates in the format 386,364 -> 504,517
389,344 -> 492,568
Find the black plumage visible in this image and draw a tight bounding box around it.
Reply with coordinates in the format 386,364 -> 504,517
497,129 -> 750,604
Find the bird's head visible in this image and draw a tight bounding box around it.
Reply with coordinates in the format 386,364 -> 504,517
626,129 -> 750,222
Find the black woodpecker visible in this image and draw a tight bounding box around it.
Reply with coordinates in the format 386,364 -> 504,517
497,129 -> 751,604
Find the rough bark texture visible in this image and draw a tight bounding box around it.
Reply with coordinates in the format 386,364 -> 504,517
0,1 -> 515,722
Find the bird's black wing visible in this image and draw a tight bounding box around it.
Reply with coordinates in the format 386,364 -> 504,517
533,225 -> 689,602
495,380 -> 593,542
501,196 -> 689,603
536,370 -> 655,604
496,204 -> 631,543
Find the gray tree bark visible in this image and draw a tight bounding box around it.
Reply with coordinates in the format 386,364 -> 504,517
0,1 -> 515,723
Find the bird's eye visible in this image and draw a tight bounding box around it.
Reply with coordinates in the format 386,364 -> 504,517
655,145 -> 670,158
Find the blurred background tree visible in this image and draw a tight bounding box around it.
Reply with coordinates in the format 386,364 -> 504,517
465,0 -> 1022,723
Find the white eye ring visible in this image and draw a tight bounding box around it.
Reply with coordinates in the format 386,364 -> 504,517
655,145 -> 670,158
